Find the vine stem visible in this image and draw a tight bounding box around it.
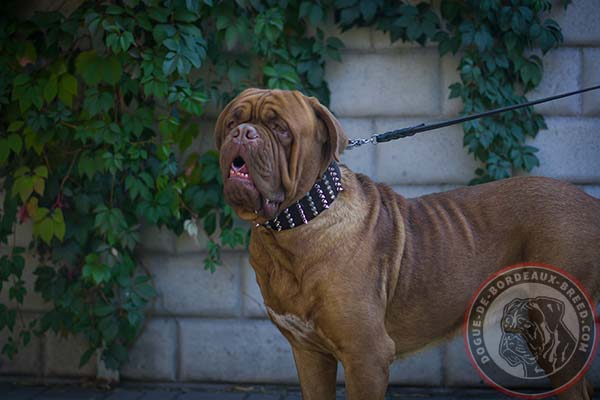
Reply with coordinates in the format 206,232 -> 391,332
130,138 -> 157,146
109,174 -> 116,208
42,151 -> 52,174
59,148 -> 82,193
60,121 -> 78,129
179,195 -> 199,219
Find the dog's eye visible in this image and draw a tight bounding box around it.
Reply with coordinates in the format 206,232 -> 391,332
226,120 -> 237,130
270,121 -> 289,137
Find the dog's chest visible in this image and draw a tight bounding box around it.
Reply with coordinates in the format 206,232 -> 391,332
266,307 -> 315,341
266,307 -> 331,352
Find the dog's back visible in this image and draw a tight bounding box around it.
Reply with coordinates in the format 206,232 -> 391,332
367,174 -> 600,353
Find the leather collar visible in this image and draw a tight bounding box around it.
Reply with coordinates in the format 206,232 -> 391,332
261,162 -> 343,231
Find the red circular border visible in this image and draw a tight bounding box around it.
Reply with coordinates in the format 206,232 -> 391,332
463,262 -> 600,399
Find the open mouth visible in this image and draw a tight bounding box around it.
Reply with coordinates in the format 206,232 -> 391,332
226,155 -> 282,219
229,156 -> 251,181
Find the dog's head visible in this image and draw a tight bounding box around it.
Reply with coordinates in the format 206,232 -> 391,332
499,296 -> 572,373
215,88 -> 348,223
499,331 -> 538,369
501,297 -> 565,347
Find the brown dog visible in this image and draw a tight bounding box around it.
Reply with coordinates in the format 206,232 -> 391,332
215,88 -> 600,400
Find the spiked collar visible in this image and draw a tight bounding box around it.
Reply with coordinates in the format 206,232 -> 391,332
261,162 -> 343,231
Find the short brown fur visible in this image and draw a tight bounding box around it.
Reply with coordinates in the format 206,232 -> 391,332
216,89 -> 600,400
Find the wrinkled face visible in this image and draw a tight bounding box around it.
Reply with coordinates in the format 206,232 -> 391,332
215,89 -> 348,224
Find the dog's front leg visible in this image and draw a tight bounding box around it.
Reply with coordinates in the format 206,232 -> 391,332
341,332 -> 395,400
292,346 -> 338,400
341,351 -> 392,400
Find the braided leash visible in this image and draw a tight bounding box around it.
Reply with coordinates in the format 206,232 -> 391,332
347,84 -> 600,150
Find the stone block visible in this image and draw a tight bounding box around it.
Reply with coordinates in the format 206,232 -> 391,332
44,332 -> 96,377
121,318 -> 177,381
143,252 -> 242,317
517,117 -> 600,183
391,184 -> 461,199
444,335 -> 486,387
241,256 -> 267,318
0,252 -> 51,313
582,49 -> 600,116
335,346 -> 442,385
178,319 -> 297,383
174,231 -> 210,255
326,50 -> 441,117
552,0 -> 600,46
389,346 -> 443,385
375,118 -> 481,185
372,30 -> 425,50
139,226 -> 176,254
320,22 -> 371,51
338,118 -> 377,179
440,54 -> 462,117
528,48 -> 582,116
581,185 -> 600,199
0,314 -> 42,376
176,225 -> 248,255
2,218 -> 34,249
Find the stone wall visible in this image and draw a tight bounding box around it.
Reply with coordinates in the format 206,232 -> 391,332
2,0 -> 600,388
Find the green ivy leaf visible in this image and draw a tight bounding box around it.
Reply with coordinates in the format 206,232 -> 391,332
104,56 -> 123,85
12,175 -> 34,202
82,253 -> 111,285
43,76 -> 58,103
76,51 -> 102,85
7,134 -> 22,154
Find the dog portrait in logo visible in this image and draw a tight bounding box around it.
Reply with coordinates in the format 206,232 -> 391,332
499,297 -> 577,378
215,88 -> 600,400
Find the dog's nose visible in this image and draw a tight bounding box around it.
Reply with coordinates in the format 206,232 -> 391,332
233,124 -> 259,142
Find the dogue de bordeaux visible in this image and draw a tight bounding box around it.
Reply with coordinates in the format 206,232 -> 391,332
215,88 -> 600,400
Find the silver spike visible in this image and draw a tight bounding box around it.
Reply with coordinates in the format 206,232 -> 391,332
307,194 -> 318,216
297,203 -> 308,224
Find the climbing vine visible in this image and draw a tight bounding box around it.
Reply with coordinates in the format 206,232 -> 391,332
337,0 -> 570,182
0,0 -> 568,371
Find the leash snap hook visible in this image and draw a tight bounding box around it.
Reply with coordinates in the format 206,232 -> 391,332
347,134 -> 377,150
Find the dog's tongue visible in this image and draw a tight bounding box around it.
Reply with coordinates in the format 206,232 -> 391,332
234,163 -> 249,174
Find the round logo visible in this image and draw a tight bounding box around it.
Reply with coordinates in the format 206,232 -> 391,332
464,263 -> 598,398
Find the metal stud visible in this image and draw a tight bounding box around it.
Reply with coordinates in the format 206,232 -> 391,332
323,176 -> 335,200
297,203 -> 308,224
316,184 -> 329,209
307,194 -> 318,216
284,208 -> 294,228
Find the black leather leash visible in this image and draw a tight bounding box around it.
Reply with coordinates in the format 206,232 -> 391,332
347,84 -> 600,149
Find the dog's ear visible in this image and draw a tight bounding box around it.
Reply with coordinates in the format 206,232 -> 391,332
532,297 -> 565,331
307,96 -> 348,165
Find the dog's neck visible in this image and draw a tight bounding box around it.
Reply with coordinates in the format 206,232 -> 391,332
260,162 -> 343,231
